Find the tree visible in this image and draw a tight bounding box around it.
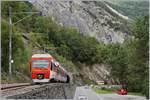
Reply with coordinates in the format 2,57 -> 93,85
126,16 -> 149,97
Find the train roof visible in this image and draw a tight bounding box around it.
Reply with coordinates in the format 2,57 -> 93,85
32,54 -> 53,58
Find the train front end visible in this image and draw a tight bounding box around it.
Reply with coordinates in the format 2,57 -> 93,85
30,54 -> 52,83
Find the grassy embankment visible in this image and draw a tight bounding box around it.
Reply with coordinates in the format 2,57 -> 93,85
92,85 -> 144,96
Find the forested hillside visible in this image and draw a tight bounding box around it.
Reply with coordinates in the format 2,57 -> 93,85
1,1 -> 149,98
105,0 -> 149,18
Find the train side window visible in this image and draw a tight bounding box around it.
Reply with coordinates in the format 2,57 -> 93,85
51,62 -> 53,70
53,62 -> 55,71
59,68 -> 61,75
64,73 -> 66,77
54,65 -> 58,72
61,70 -> 63,76
51,62 -> 55,71
62,70 -> 64,76
56,67 -> 59,74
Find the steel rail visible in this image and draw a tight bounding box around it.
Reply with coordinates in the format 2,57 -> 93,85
1,83 -> 32,90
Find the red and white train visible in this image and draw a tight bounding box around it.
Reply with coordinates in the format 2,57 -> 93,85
29,54 -> 69,83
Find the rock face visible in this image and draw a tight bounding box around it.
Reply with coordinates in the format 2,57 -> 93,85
32,0 -> 130,44
71,64 -> 111,85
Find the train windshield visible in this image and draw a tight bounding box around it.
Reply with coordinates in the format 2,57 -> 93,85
32,60 -> 49,68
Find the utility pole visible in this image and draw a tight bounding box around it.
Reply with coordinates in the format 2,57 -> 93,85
8,7 -> 41,78
9,6 -> 12,78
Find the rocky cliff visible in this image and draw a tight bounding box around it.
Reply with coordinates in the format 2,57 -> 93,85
32,0 -> 131,44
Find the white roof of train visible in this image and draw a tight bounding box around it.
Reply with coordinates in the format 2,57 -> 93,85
32,54 -> 52,58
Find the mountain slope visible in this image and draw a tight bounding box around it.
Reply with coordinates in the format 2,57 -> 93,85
32,1 -> 131,44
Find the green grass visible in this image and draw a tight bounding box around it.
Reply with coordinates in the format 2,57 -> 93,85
1,72 -> 30,84
128,92 -> 144,96
92,86 -> 144,96
92,87 -> 115,94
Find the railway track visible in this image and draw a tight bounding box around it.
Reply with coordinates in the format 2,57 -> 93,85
1,83 -> 71,98
1,82 -> 67,90
1,83 -> 32,90
1,83 -> 46,98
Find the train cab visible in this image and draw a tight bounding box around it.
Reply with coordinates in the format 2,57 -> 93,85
29,54 -> 53,83
29,53 -> 69,83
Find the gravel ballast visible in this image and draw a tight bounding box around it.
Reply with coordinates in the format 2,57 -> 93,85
7,83 -> 76,99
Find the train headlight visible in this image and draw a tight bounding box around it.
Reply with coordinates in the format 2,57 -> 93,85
37,74 -> 43,79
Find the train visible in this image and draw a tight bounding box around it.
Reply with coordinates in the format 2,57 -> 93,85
29,53 -> 70,83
